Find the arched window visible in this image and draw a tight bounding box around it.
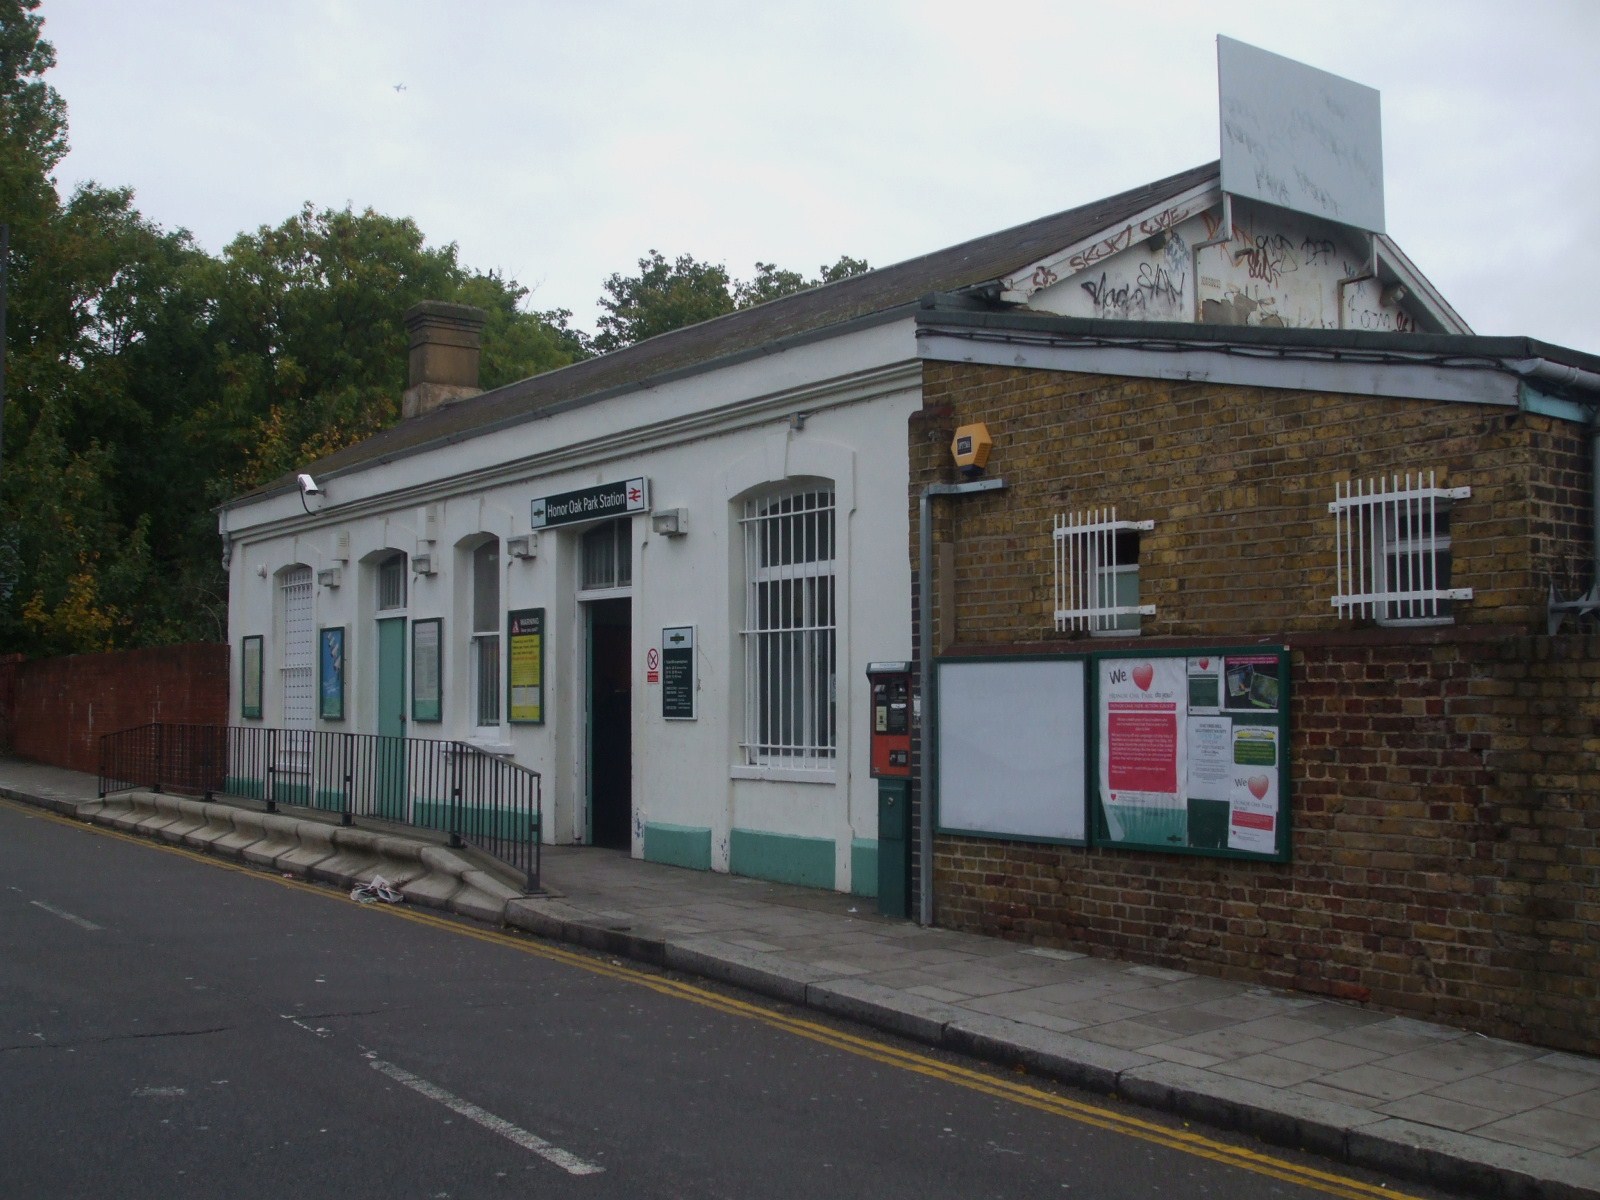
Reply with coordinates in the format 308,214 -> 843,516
471,539 -> 501,726
739,485 -> 835,767
279,565 -> 314,729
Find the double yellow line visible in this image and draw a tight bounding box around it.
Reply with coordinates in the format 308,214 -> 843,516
9,797 -> 1420,1200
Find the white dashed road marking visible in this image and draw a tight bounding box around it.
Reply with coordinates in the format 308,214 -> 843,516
30,900 -> 102,930
368,1058 -> 604,1177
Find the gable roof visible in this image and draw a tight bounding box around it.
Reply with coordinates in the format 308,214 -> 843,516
231,161 -> 1222,505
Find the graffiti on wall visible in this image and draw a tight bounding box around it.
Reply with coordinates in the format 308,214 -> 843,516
1033,199 -> 1419,334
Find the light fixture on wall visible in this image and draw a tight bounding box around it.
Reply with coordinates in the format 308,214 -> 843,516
317,567 -> 342,589
507,534 -> 539,560
412,553 -> 436,576
651,508 -> 688,538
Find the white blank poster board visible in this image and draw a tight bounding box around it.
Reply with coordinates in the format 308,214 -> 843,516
936,658 -> 1087,843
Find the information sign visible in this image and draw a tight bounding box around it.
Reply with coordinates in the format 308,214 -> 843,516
507,608 -> 545,724
661,626 -> 695,720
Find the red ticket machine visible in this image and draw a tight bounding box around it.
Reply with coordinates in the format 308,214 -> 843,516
866,661 -> 911,778
866,662 -> 911,918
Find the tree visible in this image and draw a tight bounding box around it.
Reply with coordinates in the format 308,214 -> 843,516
734,255 -> 871,308
593,250 -> 736,353
594,251 -> 872,352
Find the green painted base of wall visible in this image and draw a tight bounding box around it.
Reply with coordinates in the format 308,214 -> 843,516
411,801 -> 533,841
730,828 -> 835,890
274,781 -> 310,807
224,775 -> 263,799
643,823 -> 713,871
313,789 -> 346,813
850,838 -> 878,898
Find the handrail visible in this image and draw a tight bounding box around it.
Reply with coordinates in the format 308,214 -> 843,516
99,723 -> 541,891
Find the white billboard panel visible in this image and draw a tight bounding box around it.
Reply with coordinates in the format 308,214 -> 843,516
1218,35 -> 1385,234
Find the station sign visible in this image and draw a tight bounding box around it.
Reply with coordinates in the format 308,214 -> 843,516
530,478 -> 650,529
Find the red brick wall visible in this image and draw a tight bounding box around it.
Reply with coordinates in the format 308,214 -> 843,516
0,644 -> 228,774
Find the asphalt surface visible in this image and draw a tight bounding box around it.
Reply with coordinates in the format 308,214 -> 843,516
1,800 -> 1455,1199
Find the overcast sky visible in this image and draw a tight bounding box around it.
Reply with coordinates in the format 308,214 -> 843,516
38,0 -> 1600,356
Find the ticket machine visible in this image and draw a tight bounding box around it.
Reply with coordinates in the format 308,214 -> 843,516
866,662 -> 912,917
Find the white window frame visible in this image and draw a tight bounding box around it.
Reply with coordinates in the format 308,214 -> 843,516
377,553 -> 407,612
1053,508 -> 1155,634
739,486 -> 836,770
279,566 -> 314,728
581,519 -> 633,592
1330,472 -> 1472,625
470,539 -> 501,729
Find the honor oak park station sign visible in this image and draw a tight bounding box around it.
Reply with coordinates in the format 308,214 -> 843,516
530,478 -> 650,529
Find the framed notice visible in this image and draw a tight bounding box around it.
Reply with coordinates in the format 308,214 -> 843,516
411,618 -> 442,723
661,626 -> 696,720
1093,647 -> 1290,861
936,656 -> 1088,844
318,627 -> 345,721
240,635 -> 263,720
507,607 -> 545,724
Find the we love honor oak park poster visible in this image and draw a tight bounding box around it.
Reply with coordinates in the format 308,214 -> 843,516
1097,650 -> 1288,860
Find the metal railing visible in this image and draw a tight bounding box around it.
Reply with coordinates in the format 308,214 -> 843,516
99,723 -> 541,890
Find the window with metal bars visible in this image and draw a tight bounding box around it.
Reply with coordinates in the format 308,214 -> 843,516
740,487 -> 836,767
471,539 -> 501,726
581,519 -> 632,591
1330,472 -> 1471,625
377,553 -> 407,611
280,566 -> 314,728
1053,508 -> 1155,634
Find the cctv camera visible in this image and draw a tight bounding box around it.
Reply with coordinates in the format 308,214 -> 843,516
297,473 -> 323,496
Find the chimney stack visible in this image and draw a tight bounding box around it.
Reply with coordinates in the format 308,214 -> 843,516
401,301 -> 488,419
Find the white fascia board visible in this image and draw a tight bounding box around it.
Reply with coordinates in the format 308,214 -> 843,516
999,182 -> 1221,304
918,330 -> 1521,408
224,315 -> 921,539
1375,235 -> 1473,335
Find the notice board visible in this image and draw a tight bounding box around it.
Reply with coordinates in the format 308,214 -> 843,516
507,608 -> 545,724
1093,647 -> 1289,861
936,656 -> 1088,845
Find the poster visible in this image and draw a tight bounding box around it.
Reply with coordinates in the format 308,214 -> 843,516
318,627 -> 344,721
507,607 -> 544,724
241,635 -> 263,720
1095,648 -> 1289,861
411,618 -> 441,722
1228,726 -> 1279,853
1099,656 -> 1187,846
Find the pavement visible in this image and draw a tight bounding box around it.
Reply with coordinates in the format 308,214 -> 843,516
5,757 -> 1600,1199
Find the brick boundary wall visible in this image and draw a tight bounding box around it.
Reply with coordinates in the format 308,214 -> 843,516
933,628 -> 1600,1055
0,644 -> 228,775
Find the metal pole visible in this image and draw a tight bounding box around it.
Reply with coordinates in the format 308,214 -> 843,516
916,477 -> 1006,927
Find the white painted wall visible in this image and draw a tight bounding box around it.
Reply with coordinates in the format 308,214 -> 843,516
222,317 -> 921,892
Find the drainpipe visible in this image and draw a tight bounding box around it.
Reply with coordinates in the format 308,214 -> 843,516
1336,236 -> 1379,329
917,477 -> 1006,927
1190,193 -> 1233,323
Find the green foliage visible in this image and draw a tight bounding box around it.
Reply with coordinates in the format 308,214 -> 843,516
594,250 -> 872,351
0,2 -> 866,658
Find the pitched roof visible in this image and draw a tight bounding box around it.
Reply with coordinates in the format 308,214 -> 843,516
232,161 -> 1221,504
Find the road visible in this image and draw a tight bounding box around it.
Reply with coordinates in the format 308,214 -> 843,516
0,799 -> 1452,1199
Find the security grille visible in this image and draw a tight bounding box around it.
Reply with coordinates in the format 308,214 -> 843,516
1330,472 -> 1471,624
280,567 -> 314,728
472,539 -> 501,726
377,553 -> 406,610
581,519 -> 632,590
740,488 -> 836,766
1053,508 -> 1154,634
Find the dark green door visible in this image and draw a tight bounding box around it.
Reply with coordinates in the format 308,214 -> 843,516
588,599 -> 632,849
376,616 -> 406,820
